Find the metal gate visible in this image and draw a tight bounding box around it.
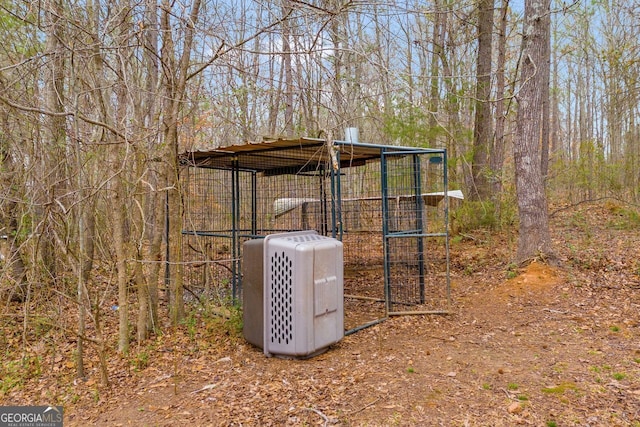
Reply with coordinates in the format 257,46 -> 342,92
381,148 -> 450,315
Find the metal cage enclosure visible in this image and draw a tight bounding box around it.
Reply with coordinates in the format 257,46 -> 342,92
178,137 -> 451,333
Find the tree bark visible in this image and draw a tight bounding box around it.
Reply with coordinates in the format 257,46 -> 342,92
471,0 -> 494,201
42,0 -> 66,285
490,0 -> 509,197
0,145 -> 27,302
539,0 -> 551,179
140,0 -> 161,336
160,0 -> 203,325
427,0 -> 444,149
113,184 -> 130,353
281,1 -> 295,136
513,0 -> 554,264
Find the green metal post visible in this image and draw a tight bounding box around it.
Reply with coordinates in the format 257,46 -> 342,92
231,157 -> 240,302
413,154 -> 426,304
330,148 -> 343,240
380,148 -> 392,314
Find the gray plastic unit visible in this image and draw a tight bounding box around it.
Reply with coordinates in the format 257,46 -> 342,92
263,231 -> 344,358
242,238 -> 265,348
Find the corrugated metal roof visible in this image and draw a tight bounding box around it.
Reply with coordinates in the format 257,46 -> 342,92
180,137 -> 444,174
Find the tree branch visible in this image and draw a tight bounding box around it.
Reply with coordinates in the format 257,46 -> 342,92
0,94 -> 126,140
185,8 -> 295,82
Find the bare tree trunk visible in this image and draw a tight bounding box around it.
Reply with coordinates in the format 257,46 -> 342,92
550,14 -> 560,162
134,150 -> 153,344
160,0 -> 203,325
490,0 -> 509,197
2,204 -> 27,302
135,248 -> 149,344
42,0 -> 66,285
268,30 -> 281,136
437,14 -> 463,183
43,0 -> 86,377
513,0 -> 554,264
281,1 -> 294,136
145,188 -> 165,333
72,123 -> 96,366
0,121 -> 27,301
329,1 -> 346,129
165,138 -> 185,325
141,0 -> 161,334
113,184 -> 130,353
0,182 -> 27,302
471,0 -> 494,201
428,1 -> 444,149
539,2 -> 551,179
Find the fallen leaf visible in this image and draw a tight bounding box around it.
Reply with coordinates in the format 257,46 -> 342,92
508,402 -> 523,414
191,384 -> 217,394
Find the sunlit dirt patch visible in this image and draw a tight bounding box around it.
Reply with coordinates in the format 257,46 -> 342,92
495,261 -> 563,301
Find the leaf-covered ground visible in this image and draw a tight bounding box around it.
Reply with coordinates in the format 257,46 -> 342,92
2,200 -> 640,426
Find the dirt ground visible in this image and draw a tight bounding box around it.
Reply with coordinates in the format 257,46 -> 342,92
3,201 -> 640,426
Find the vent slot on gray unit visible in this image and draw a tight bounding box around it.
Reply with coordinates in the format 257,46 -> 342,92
288,234 -> 322,243
270,250 -> 293,345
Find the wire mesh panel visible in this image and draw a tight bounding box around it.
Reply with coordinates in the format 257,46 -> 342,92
339,162 -> 384,261
181,143 -> 336,304
181,167 -> 236,304
255,173 -> 332,235
336,161 -> 387,329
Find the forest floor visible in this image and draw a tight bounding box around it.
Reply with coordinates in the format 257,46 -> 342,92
2,200 -> 640,426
